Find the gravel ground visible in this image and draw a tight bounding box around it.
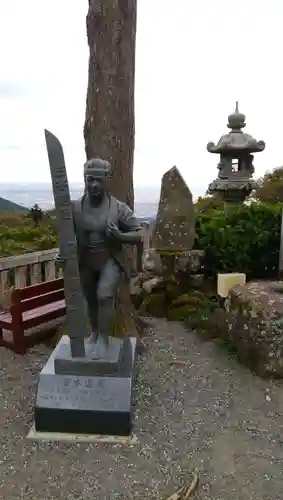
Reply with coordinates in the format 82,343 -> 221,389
1,318 -> 283,500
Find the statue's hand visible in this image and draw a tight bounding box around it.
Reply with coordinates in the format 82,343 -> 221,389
54,253 -> 67,268
107,223 -> 124,242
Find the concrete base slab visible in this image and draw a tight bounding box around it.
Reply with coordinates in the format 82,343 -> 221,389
27,424 -> 138,445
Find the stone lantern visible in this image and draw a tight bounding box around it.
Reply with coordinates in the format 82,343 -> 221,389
207,102 -> 265,204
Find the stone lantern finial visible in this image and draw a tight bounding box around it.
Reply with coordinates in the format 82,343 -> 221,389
228,102 -> 246,130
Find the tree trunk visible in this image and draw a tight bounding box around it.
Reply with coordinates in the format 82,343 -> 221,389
84,0 -> 141,337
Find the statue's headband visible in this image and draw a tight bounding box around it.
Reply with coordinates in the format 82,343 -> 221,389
83,158 -> 111,176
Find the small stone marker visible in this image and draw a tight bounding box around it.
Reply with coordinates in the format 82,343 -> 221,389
153,166 -> 195,253
217,273 -> 246,298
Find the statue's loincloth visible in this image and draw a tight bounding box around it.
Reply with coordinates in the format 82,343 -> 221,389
82,241 -> 111,272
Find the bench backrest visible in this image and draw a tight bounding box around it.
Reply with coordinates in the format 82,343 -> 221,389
11,278 -> 65,313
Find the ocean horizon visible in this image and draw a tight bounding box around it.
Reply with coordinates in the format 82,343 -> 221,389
0,183 -> 159,219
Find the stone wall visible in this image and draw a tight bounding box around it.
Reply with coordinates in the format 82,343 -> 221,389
224,281 -> 283,377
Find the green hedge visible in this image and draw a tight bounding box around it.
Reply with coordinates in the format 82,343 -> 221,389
195,202 -> 281,279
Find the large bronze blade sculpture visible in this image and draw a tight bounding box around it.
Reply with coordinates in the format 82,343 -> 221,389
44,129 -> 87,357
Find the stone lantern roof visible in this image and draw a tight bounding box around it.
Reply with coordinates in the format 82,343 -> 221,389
207,102 -> 265,154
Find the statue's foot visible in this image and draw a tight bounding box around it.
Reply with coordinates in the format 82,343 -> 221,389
89,334 -> 110,359
87,332 -> 98,344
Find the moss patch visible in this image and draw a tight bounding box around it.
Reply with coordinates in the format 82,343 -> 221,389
170,293 -> 204,308
167,305 -> 200,321
138,292 -> 167,317
155,250 -> 187,256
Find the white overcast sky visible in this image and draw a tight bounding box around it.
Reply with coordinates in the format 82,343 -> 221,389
0,0 -> 282,198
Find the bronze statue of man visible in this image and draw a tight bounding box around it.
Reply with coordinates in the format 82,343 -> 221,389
57,158 -> 143,352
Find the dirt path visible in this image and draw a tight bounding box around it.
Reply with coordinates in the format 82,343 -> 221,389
1,319 -> 283,499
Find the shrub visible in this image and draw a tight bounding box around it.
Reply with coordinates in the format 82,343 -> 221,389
195,202 -> 281,279
0,219 -> 58,256
36,234 -> 58,250
0,212 -> 28,227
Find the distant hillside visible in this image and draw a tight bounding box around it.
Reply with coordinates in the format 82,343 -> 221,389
0,196 -> 28,213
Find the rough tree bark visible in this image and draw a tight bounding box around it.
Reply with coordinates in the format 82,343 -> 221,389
84,0 -> 141,337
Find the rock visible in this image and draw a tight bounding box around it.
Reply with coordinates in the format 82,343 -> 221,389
143,249 -> 163,274
226,281 -> 283,378
129,275 -> 143,295
142,277 -> 163,294
142,277 -> 182,302
188,274 -> 205,288
153,166 -> 195,253
175,250 -> 205,273
269,282 -> 283,293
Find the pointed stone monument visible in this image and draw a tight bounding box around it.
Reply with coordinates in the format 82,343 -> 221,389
154,166 -> 195,253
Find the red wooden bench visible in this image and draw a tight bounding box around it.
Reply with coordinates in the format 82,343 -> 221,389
0,278 -> 66,355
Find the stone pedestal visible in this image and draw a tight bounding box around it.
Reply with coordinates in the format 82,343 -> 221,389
34,335 -> 137,436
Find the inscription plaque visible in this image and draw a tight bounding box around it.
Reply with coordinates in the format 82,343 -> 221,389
37,374 -> 131,411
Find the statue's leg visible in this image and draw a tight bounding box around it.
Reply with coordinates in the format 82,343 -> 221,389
80,267 -> 99,338
96,258 -> 122,347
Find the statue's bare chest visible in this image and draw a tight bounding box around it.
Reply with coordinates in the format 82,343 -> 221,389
84,202 -> 109,233
77,197 -> 110,233
73,195 -> 120,242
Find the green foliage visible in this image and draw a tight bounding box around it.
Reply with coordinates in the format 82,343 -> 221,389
36,233 -> 58,250
254,166 -> 283,203
195,202 -> 281,278
194,194 -> 224,213
0,215 -> 58,257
